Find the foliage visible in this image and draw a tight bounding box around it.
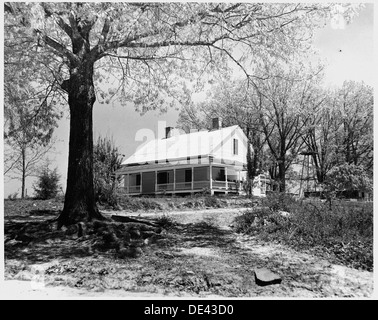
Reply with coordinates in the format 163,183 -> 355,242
7,192 -> 18,201
334,81 -> 373,171
93,136 -> 124,207
324,163 -> 373,194
155,215 -> 176,230
303,81 -> 373,183
233,199 -> 373,271
33,167 -> 61,200
4,84 -> 61,198
261,192 -> 298,212
117,196 -> 163,211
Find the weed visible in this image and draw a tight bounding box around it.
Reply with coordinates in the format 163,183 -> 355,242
155,214 -> 176,229
233,196 -> 373,271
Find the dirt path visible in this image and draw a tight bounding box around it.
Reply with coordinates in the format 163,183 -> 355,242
4,207 -> 374,298
106,208 -> 374,298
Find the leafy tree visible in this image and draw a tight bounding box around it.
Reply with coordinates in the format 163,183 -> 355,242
4,85 -> 61,198
301,89 -> 341,184
256,62 -> 323,191
4,2 -> 362,226
33,167 -> 61,200
93,136 -> 124,206
302,81 -> 373,185
325,163 -> 372,196
335,81 -> 373,172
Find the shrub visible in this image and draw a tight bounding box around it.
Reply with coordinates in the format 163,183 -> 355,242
93,136 -> 124,207
325,164 -> 373,193
233,200 -> 373,271
261,192 -> 297,212
33,167 -> 61,200
156,214 -> 176,229
7,192 -> 18,200
118,196 -> 163,211
203,195 -> 222,208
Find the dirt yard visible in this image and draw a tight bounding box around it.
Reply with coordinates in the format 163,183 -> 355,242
3,200 -> 374,299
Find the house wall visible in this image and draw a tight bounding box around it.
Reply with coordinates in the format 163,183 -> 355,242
211,126 -> 249,165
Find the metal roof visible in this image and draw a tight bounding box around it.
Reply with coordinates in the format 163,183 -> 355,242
121,125 -> 243,166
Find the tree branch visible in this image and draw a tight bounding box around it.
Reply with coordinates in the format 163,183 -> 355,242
41,32 -> 79,66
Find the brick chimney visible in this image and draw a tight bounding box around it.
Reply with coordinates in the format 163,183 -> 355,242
165,126 -> 174,138
212,117 -> 222,130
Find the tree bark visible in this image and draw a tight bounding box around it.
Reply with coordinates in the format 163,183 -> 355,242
278,160 -> 286,192
57,60 -> 105,227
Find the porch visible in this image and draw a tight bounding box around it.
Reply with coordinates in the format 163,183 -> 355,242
120,164 -> 243,196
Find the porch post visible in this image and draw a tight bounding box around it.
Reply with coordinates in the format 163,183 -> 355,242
155,170 -> 157,193
173,168 -> 176,192
125,174 -> 129,194
225,166 -> 228,194
191,166 -> 194,191
209,156 -> 213,195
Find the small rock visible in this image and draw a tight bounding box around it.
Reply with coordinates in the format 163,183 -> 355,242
254,268 -> 282,286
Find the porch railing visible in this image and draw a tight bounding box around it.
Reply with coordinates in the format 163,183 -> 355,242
157,183 -> 174,191
129,185 -> 141,193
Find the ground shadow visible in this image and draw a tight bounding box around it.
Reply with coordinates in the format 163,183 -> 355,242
167,221 -> 238,249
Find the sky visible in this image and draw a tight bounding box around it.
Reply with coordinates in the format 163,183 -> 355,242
2,2 -> 375,198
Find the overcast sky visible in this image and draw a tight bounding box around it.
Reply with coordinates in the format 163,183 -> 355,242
3,2 -> 375,198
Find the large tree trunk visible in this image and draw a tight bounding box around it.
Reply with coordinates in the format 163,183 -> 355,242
278,160 -> 286,192
57,61 -> 105,227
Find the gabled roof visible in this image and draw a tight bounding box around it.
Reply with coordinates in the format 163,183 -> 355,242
121,125 -> 244,166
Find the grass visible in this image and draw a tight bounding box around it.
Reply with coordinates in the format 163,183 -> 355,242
233,193 -> 373,271
3,197 -> 374,297
111,192 -> 251,212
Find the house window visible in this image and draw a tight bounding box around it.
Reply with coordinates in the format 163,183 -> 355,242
233,139 -> 238,155
212,167 -> 225,181
130,173 -> 141,186
157,170 -> 174,184
176,168 -> 192,183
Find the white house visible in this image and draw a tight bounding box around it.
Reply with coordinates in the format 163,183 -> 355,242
116,119 -> 266,196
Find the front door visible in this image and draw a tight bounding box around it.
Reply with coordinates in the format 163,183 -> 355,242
142,171 -> 155,194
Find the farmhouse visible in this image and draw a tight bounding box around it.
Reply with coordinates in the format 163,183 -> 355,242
116,119 -> 266,196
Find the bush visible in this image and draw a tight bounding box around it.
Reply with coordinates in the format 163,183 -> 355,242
156,214 -> 176,229
33,167 -> 61,200
118,196 -> 163,211
262,192 -> 297,212
7,192 -> 18,200
233,199 -> 373,271
325,164 -> 373,194
93,136 -> 124,207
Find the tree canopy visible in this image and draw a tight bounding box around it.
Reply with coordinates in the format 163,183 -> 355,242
4,2 -> 364,224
